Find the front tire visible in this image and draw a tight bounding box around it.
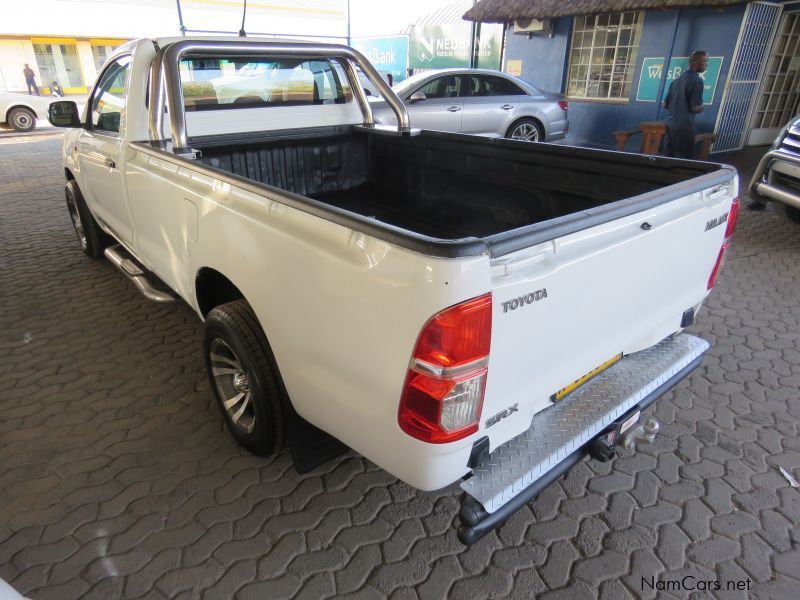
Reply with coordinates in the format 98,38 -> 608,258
204,300 -> 285,456
8,107 -> 36,132
506,118 -> 544,142
778,202 -> 800,224
65,180 -> 107,258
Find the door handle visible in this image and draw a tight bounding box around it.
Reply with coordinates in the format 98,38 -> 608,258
104,158 -> 116,169
447,106 -> 461,112
500,104 -> 513,110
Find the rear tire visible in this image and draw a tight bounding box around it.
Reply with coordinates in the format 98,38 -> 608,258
204,300 -> 285,456
65,180 -> 107,258
505,118 -> 544,142
8,107 -> 36,132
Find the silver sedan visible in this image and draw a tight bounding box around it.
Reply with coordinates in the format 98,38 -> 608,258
368,69 -> 568,142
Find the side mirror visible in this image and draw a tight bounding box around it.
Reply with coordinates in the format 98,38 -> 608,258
48,101 -> 82,128
408,91 -> 426,104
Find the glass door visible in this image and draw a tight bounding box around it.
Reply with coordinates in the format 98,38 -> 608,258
33,41 -> 85,93
748,12 -> 800,145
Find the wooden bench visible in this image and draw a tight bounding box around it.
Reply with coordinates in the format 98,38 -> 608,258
613,121 -> 717,160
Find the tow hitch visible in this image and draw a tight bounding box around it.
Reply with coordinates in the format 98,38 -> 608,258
588,409 -> 661,462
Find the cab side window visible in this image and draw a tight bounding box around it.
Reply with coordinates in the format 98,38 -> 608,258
90,55 -> 131,134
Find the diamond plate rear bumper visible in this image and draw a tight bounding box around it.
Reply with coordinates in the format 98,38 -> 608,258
460,333 -> 709,522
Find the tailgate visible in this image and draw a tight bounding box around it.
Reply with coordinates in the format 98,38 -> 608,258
481,181 -> 736,445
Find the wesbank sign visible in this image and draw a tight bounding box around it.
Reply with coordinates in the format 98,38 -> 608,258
636,56 -> 724,105
351,36 -> 409,81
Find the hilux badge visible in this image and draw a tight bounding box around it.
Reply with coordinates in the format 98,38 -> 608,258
705,212 -> 729,231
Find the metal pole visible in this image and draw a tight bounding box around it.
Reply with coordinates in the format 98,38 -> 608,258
175,0 -> 187,36
655,7 -> 682,120
239,0 -> 247,37
499,23 -> 506,71
346,0 -> 351,46
469,0 -> 477,68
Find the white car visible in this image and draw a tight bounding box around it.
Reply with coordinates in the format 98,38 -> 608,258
0,91 -> 55,131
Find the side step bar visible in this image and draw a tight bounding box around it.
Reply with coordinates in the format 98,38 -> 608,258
458,333 -> 709,545
104,245 -> 180,304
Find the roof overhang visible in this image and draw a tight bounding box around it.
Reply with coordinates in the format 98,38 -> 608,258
463,0 -> 746,23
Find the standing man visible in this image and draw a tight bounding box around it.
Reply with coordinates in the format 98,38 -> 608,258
23,64 -> 39,96
663,50 -> 708,158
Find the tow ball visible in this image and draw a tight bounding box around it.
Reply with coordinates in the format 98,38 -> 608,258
588,410 -> 661,462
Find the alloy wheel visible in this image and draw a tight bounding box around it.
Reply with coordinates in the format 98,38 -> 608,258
66,194 -> 88,250
511,123 -> 539,142
210,338 -> 256,433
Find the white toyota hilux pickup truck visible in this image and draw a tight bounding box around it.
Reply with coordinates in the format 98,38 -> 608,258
48,36 -> 739,544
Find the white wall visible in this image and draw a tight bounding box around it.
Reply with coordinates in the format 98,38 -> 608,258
0,39 -> 40,92
0,0 -> 348,39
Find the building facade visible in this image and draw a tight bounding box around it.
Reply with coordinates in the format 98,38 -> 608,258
466,0 -> 800,153
0,0 -> 348,94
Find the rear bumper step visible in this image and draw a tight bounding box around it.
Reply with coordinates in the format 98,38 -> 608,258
458,333 -> 709,545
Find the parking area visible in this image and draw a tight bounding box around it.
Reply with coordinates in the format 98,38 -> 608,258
0,135 -> 798,599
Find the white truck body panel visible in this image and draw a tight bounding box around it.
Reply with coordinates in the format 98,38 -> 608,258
482,185 -> 734,448
59,36 -> 738,494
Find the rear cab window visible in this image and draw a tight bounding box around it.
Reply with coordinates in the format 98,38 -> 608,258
178,57 -> 352,111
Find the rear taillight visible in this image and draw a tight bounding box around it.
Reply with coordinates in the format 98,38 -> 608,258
707,197 -> 739,290
725,196 -> 740,238
558,100 -> 568,111
707,242 -> 729,290
398,293 -> 492,443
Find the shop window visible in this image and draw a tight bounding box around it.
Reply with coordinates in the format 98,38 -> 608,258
92,45 -> 120,71
33,42 -> 85,91
567,12 -> 643,101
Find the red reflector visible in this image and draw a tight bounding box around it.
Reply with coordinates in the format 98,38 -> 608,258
399,293 -> 492,444
725,197 -> 740,239
558,100 -> 568,111
707,242 -> 728,290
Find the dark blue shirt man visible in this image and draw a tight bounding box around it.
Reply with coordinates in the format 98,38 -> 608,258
663,50 -> 708,158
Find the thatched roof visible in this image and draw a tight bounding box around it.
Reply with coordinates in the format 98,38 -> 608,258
463,0 -> 745,23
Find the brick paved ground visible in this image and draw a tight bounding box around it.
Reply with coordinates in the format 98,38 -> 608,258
0,136 -> 798,599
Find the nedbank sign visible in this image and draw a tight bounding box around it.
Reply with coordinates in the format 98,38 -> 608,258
409,23 -> 503,69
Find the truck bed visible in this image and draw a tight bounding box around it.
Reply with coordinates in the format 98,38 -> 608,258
192,127 -> 730,254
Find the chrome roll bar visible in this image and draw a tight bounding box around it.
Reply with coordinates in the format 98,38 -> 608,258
147,39 -> 410,153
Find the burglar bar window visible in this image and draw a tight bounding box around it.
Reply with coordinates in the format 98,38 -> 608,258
567,12 -> 644,100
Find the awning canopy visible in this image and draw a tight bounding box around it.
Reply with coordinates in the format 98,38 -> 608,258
463,0 -> 745,23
